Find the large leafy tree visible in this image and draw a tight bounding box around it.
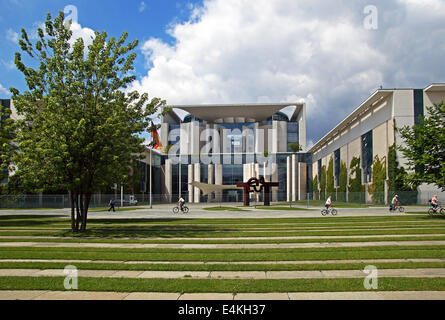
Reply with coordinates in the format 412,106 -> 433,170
0,103 -> 16,190
398,102 -> 445,191
10,11 -> 166,231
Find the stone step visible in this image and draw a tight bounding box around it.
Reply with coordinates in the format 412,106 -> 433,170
1,290 -> 445,300
1,268 -> 445,279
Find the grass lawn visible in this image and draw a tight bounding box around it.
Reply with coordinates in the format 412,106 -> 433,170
1,276 -> 445,293
254,206 -> 314,211
203,206 -> 249,212
1,213 -> 445,293
89,206 -> 146,212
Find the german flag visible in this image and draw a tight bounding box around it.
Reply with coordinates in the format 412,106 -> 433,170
151,124 -> 163,150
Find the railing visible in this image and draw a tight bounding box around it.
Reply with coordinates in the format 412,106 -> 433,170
0,190 -> 443,209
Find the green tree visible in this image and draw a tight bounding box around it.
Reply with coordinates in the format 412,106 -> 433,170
288,142 -> 302,153
0,103 -> 16,191
10,11 -> 166,231
320,165 -> 326,200
338,161 -> 347,202
398,102 -> 445,191
368,155 -> 386,204
348,156 -> 365,203
326,157 -> 335,197
312,175 -> 319,200
388,144 -> 417,204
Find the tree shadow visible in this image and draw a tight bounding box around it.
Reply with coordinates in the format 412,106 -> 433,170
0,215 -> 66,227
60,219 -> 238,238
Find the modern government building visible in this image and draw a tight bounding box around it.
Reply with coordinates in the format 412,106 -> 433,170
2,83 -> 445,204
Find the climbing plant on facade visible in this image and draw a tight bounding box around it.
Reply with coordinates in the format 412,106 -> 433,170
368,155 -> 386,204
348,156 -> 365,203
338,161 -> 347,202
326,157 -> 335,197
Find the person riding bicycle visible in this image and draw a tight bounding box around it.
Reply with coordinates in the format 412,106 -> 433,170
325,196 -> 333,210
431,195 -> 439,210
178,196 -> 185,212
390,195 -> 400,211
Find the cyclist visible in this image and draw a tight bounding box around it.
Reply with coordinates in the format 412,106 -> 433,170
325,196 -> 333,211
431,195 -> 439,210
390,194 -> 400,211
178,196 -> 185,212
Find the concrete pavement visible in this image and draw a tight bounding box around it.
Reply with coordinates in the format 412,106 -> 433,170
1,290 -> 445,300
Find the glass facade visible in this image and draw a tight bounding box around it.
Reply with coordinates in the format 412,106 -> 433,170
361,130 -> 373,183
413,89 -> 424,125
287,122 -> 299,152
334,149 -> 340,187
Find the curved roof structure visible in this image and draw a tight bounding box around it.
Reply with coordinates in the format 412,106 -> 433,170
169,103 -> 303,123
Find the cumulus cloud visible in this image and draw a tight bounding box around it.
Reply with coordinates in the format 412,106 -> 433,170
68,21 -> 96,50
131,0 -> 445,142
6,28 -> 18,43
0,83 -> 10,96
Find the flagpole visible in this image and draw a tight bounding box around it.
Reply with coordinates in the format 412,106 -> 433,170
179,118 -> 181,199
149,146 -> 152,209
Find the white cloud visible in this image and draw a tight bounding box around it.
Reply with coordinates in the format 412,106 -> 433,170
0,83 -> 10,96
6,28 -> 18,43
131,0 -> 445,142
1,59 -> 15,70
68,21 -> 96,50
139,1 -> 147,13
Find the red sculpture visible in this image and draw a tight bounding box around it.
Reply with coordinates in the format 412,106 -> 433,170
236,176 -> 279,206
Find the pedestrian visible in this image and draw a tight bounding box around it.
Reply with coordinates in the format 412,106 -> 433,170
108,198 -> 115,212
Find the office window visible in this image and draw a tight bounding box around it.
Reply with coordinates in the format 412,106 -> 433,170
361,130 -> 373,183
334,149 -> 340,187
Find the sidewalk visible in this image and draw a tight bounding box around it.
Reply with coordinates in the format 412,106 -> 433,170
2,268 -> 445,279
1,240 -> 445,249
1,290 -> 445,300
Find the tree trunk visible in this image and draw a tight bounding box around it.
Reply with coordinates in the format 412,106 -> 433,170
80,192 -> 91,232
75,192 -> 81,232
70,191 -> 76,232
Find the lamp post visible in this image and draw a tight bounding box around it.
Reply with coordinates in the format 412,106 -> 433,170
178,118 -> 182,200
149,147 -> 152,209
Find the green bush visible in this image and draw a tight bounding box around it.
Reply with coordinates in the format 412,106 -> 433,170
348,157 -> 365,203
368,155 -> 386,204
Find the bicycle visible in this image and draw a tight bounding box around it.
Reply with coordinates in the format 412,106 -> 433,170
389,205 -> 405,213
173,205 -> 189,214
321,207 -> 337,216
428,204 -> 444,215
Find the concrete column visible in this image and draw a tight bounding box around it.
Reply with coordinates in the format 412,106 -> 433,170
263,162 -> 269,182
187,164 -> 194,203
254,163 -> 260,201
194,163 -> 201,203
298,104 -> 307,152
243,164 -> 249,182
272,121 -> 278,154
165,159 -> 172,203
292,154 -> 298,202
272,162 -> 278,202
180,122 -> 190,156
208,164 -> 214,202
254,123 -> 261,154
287,156 -> 291,202
160,123 -> 169,152
222,127 -> 231,164
298,162 -> 307,200
278,121 -> 287,152
215,164 -> 223,202
191,121 -> 200,163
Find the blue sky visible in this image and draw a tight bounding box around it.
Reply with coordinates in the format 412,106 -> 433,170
0,0 -> 202,95
1,0 -> 445,145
